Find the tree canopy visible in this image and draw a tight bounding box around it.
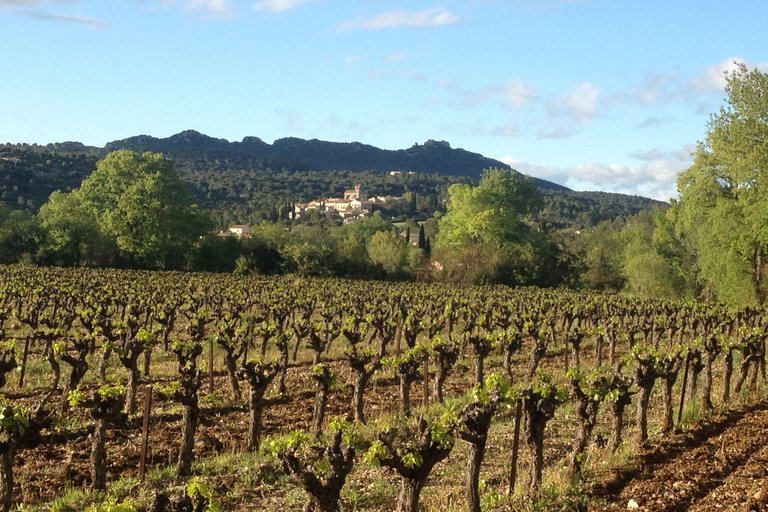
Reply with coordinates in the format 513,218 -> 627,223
676,63 -> 768,304
436,167 -> 541,249
42,150 -> 211,269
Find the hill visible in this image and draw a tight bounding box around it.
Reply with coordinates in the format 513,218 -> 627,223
0,131 -> 666,230
104,129 -> 568,191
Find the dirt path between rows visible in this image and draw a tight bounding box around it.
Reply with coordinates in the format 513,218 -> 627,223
591,399 -> 768,512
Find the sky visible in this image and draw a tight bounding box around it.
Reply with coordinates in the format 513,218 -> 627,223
1,0 -> 767,202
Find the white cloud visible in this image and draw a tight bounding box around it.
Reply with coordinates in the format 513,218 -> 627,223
565,82 -> 599,125
493,125 -> 520,137
498,144 -> 694,201
630,149 -> 664,162
338,7 -> 459,31
253,0 -> 317,13
501,79 -> 535,109
636,116 -> 672,129
635,72 -> 679,105
368,69 -> 430,83
344,53 -> 367,65
384,52 -> 408,63
187,0 -> 230,11
17,10 -> 110,28
537,82 -> 599,138
437,79 -> 458,90
688,57 -> 768,94
0,0 -> 69,4
689,57 -> 747,93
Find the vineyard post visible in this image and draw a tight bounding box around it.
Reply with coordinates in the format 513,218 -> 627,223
422,358 -> 429,406
507,399 -> 522,495
677,352 -> 690,429
18,336 -> 30,389
209,337 -> 214,395
139,385 -> 152,482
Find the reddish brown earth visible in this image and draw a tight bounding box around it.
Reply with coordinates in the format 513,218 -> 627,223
591,400 -> 768,512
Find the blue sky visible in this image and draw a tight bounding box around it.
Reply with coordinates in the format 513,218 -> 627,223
1,0 -> 767,201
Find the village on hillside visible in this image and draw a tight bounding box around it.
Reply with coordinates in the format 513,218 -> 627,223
290,183 -> 407,224
219,182 -> 424,245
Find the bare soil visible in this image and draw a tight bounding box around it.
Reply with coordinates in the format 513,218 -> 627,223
591,399 -> 768,512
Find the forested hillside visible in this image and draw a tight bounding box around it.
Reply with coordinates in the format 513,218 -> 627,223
0,134 -> 664,231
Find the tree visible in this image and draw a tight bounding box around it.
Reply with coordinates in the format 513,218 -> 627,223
38,190 -> 103,267
78,150 -> 211,269
676,63 -> 768,304
436,167 -> 541,249
367,230 -> 412,275
434,168 -> 543,285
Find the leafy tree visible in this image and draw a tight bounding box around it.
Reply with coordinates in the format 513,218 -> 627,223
78,150 -> 211,269
436,167 -> 540,249
367,230 -> 411,275
38,190 -> 103,266
435,168 -> 543,285
676,63 -> 768,304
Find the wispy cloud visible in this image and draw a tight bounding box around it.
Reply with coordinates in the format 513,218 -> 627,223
636,116 -> 673,129
384,52 -> 408,63
187,0 -> 231,11
0,0 -> 70,5
343,53 -> 367,65
338,7 -> 459,31
17,10 -> 110,28
538,82 -> 599,138
499,143 -> 693,201
253,0 -> 318,13
369,70 -> 429,83
688,56 -> 768,93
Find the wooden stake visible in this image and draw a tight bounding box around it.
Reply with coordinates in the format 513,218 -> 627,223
422,358 -> 429,406
139,385 -> 153,482
18,336 -> 30,389
508,399 -> 523,495
209,337 -> 214,395
677,353 -> 691,429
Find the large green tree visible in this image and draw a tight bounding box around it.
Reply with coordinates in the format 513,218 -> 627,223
76,150 -> 211,269
38,190 -> 102,267
434,167 -> 543,285
676,63 -> 768,304
436,167 -> 541,249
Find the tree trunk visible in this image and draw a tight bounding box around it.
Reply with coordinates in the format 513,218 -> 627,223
59,357 -> 88,414
224,352 -> 241,402
636,384 -> 653,445
0,446 -> 14,512
352,371 -> 372,424
397,478 -> 425,512
400,374 -> 413,417
527,426 -> 545,493
125,364 -> 140,416
177,403 -> 198,476
247,388 -> 264,451
49,350 -> 61,390
434,367 -> 447,404
312,380 -> 329,438
661,374 -> 677,433
609,397 -> 628,452
466,440 -> 486,512
701,351 -> 715,410
278,349 -> 289,395
721,349 -> 734,404
98,348 -> 110,380
143,346 -> 152,377
474,356 -> 484,388
91,418 -> 108,491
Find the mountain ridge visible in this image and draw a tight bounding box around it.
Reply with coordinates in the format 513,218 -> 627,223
103,129 -> 570,192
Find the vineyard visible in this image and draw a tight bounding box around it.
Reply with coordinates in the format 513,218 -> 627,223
1,265 -> 767,512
